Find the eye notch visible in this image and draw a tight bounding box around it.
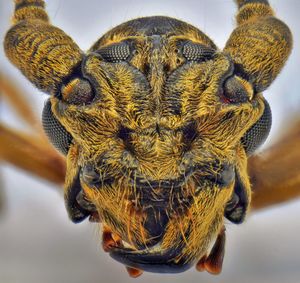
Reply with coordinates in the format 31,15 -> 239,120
61,77 -> 95,105
221,76 -> 254,104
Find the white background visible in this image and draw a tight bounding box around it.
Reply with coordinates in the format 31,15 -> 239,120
0,1 -> 300,282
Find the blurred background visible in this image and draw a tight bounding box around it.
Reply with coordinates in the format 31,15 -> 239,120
0,0 -> 300,282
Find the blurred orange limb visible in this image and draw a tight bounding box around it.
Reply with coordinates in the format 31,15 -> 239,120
249,119 -> 300,210
0,72 -> 43,134
0,124 -> 65,184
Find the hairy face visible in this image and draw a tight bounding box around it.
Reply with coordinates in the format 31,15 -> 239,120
48,17 -> 265,271
4,0 -> 292,274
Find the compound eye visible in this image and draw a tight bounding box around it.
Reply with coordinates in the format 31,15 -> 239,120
42,99 -> 72,155
181,40 -> 216,62
241,99 -> 272,155
61,78 -> 95,105
97,41 -> 132,63
222,76 -> 253,104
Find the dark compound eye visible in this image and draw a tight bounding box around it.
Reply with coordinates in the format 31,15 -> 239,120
61,78 -> 95,105
42,99 -> 73,155
96,41 -> 132,63
221,76 -> 253,104
241,99 -> 272,155
181,40 -> 216,62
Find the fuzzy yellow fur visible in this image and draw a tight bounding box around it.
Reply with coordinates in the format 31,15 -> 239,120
4,0 -> 293,270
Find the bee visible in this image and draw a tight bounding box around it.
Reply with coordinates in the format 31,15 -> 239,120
2,0 -> 293,277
